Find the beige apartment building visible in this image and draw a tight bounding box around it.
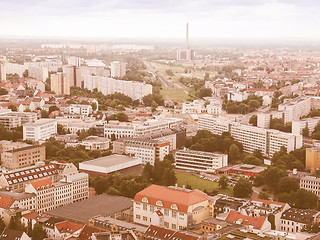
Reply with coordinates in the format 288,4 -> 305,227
305,147 -> 320,173
1,145 -> 45,170
50,72 -> 70,95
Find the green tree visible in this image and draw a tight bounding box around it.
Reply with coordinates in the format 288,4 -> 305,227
32,224 -> 47,240
91,102 -> 97,111
302,124 -> 310,137
199,87 -> 212,98
233,178 -> 252,198
242,154 -> 261,166
48,105 -> 59,114
258,191 -> 270,200
248,100 -> 260,110
218,175 -> 228,189
276,177 -> 299,194
268,215 -> 276,230
8,104 -> 17,112
228,144 -> 240,163
0,88 -> 8,95
41,110 -> 49,118
249,115 -> 257,126
23,69 -> 28,78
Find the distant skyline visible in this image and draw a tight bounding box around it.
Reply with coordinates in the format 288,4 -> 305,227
1,0 -> 320,41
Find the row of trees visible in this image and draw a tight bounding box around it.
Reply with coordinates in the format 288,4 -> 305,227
0,124 -> 23,142
222,95 -> 263,114
91,155 -> 176,198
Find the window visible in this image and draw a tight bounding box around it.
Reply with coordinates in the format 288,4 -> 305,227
143,216 -> 148,221
143,204 -> 147,211
164,222 -> 169,228
172,224 -> 176,229
136,214 -> 140,219
156,200 -> 163,206
164,209 -> 169,216
172,211 -> 177,218
150,206 -> 155,212
142,197 -> 149,203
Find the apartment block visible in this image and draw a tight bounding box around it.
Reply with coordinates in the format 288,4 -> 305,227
23,119 -> 57,141
27,66 -> 49,82
50,72 -> 70,95
292,117 -> 320,135
175,148 -> 228,172
104,118 -> 183,139
60,172 -> 89,202
133,185 -> 213,230
305,147 -> 320,173
0,112 -> 37,129
1,145 -> 45,170
199,118 -> 302,157
110,61 -> 126,78
278,97 -> 312,122
300,175 -> 320,197
257,111 -> 285,128
83,75 -> 152,100
0,140 -> 29,155
113,138 -> 170,165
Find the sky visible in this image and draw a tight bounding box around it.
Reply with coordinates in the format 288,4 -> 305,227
0,0 -> 320,41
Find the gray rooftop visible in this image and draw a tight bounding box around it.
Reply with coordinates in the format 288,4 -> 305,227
45,194 -> 133,224
80,155 -> 140,168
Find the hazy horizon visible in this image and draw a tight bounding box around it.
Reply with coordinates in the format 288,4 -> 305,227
1,0 -> 320,41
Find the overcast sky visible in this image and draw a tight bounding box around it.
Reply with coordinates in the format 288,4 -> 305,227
0,0 -> 319,40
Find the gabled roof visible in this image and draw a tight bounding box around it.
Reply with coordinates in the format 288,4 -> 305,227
0,197 -> 15,209
134,185 -> 210,213
31,179 -> 53,190
226,211 -> 267,230
55,220 -> 84,234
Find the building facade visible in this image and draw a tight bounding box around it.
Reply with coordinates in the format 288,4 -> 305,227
23,119 -> 57,141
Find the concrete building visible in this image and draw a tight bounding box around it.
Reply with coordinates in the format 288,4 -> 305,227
300,175 -> 320,197
0,112 -> 37,129
69,104 -> 93,116
305,147 -> 320,173
175,148 -> 228,173
133,185 -> 213,230
257,111 -> 285,128
79,155 -> 142,175
60,172 -> 89,202
278,97 -> 312,122
215,164 -> 266,176
113,138 -> 170,165
0,141 -> 30,155
110,61 -> 126,78
1,145 -> 45,170
81,136 -> 110,150
27,66 -> 49,82
23,119 -> 57,141
50,72 -> 70,95
199,118 -> 302,157
83,76 -> 152,100
292,117 -> 320,135
104,118 -> 183,139
181,100 -> 221,115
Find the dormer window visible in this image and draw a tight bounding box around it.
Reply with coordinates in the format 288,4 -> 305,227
142,197 -> 149,203
156,200 -> 163,206
171,204 -> 178,210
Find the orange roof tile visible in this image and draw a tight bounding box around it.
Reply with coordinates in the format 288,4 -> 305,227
0,196 -> 15,209
250,198 -> 287,210
134,185 -> 210,213
226,210 -> 267,230
22,212 -> 39,220
31,179 -> 53,190
55,220 -> 84,234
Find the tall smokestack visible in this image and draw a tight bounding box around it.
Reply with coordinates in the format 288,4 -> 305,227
186,22 -> 189,49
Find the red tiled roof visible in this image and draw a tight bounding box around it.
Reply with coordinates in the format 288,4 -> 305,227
247,88 -> 275,92
55,220 -> 84,234
144,225 -> 198,240
31,179 -> 53,190
134,185 -> 210,213
0,196 -> 15,209
226,210 -> 267,230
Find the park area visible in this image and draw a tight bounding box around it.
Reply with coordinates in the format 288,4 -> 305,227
176,172 -> 233,196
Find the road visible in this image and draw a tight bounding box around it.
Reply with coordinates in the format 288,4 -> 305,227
143,61 -> 172,88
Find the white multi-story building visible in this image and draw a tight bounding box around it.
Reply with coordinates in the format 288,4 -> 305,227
292,117 -> 320,135
69,104 -> 93,116
133,185 -> 213,230
278,97 -> 312,122
182,100 -> 221,115
27,66 -> 49,82
257,111 -> 285,128
110,61 -> 126,78
199,118 -> 302,157
175,148 -> 228,172
23,119 -> 57,141
113,138 -> 170,165
83,76 -> 152,100
104,118 -> 183,139
300,176 -> 320,197
81,136 -> 110,150
198,116 -> 231,135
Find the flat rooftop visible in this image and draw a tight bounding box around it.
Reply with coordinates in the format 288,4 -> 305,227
23,119 -> 56,127
80,155 -> 140,168
45,194 -> 133,224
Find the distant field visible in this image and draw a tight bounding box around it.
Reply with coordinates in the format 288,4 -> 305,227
176,172 -> 233,196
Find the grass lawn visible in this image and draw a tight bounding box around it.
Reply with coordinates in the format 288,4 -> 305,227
176,172 -> 233,196
160,88 -> 189,103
